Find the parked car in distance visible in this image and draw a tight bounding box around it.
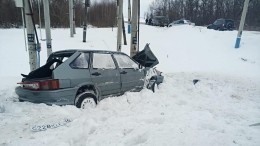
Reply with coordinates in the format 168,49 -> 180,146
151,16 -> 169,27
168,19 -> 195,27
207,18 -> 235,31
15,44 -> 163,109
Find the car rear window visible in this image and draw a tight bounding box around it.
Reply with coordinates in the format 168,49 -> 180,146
70,53 -> 89,69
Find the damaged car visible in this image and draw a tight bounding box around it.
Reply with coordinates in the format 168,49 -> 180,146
15,44 -> 163,109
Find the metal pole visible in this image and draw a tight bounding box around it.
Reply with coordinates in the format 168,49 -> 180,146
130,0 -> 138,57
128,0 -> 131,34
24,0 -> 37,71
83,0 -> 89,42
117,0 -> 123,52
73,0 -> 76,34
69,0 -> 74,37
43,0 -> 52,57
235,0 -> 250,49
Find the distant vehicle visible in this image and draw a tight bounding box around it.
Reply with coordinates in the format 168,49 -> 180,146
151,16 -> 169,27
15,44 -> 163,109
207,19 -> 235,31
168,19 -> 195,27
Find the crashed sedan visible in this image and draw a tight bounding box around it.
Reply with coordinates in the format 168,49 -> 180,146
15,44 -> 163,109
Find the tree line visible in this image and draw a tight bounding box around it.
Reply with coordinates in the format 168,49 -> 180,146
0,0 -> 117,28
146,0 -> 260,30
1,0 -> 259,30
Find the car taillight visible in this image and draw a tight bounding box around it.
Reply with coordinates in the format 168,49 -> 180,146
18,79 -> 59,90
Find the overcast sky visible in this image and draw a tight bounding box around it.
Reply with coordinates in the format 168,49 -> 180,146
92,0 -> 154,18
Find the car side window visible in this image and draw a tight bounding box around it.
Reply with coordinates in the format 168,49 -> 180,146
70,53 -> 89,69
114,54 -> 138,69
92,53 -> 116,69
179,20 -> 184,24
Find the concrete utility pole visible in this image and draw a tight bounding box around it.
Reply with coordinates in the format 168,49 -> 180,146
128,0 -> 131,34
69,0 -> 74,37
122,15 -> 127,45
235,0 -> 250,48
38,0 -> 43,40
130,0 -> 138,57
73,0 -> 76,34
83,0 -> 90,42
24,0 -> 37,71
117,0 -> 123,52
43,0 -> 52,57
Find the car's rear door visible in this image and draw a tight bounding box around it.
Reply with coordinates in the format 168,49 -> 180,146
90,52 -> 121,97
113,53 -> 145,92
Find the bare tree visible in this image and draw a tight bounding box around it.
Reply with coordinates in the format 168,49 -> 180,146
88,0 -> 117,27
0,0 -> 21,28
146,0 -> 260,30
1,0 -> 259,30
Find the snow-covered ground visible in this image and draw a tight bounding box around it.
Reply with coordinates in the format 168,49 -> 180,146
0,25 -> 260,146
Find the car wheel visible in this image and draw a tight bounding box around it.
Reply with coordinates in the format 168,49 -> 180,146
147,77 -> 157,93
19,99 -> 24,102
152,83 -> 159,93
75,92 -> 97,109
226,22 -> 232,30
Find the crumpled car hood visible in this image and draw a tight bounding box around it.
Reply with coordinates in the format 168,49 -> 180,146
132,44 -> 159,68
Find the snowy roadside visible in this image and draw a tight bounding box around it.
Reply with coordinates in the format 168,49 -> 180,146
0,25 -> 260,145
0,72 -> 259,146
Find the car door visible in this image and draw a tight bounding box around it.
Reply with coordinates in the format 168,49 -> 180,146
113,53 -> 145,92
90,52 -> 121,97
53,52 -> 92,88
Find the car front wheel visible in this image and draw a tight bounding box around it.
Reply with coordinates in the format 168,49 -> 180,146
75,92 -> 97,109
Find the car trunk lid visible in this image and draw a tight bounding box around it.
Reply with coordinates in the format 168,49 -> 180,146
132,43 -> 159,68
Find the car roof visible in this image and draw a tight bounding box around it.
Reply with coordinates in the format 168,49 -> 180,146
217,18 -> 234,21
170,19 -> 191,23
47,49 -> 128,61
51,49 -> 127,55
154,16 -> 167,18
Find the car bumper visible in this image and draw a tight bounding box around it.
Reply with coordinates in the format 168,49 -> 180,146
15,86 -> 78,106
156,75 -> 164,85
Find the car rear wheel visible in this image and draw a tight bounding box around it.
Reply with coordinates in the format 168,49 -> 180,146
81,98 -> 96,109
19,99 -> 24,102
226,22 -> 233,30
75,92 -> 97,109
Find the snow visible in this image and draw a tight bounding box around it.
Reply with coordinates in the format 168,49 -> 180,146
0,25 -> 260,146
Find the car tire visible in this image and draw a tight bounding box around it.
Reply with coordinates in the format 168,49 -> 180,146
152,82 -> 158,93
147,76 -> 157,93
75,92 -> 97,109
226,22 -> 233,31
19,99 -> 24,102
